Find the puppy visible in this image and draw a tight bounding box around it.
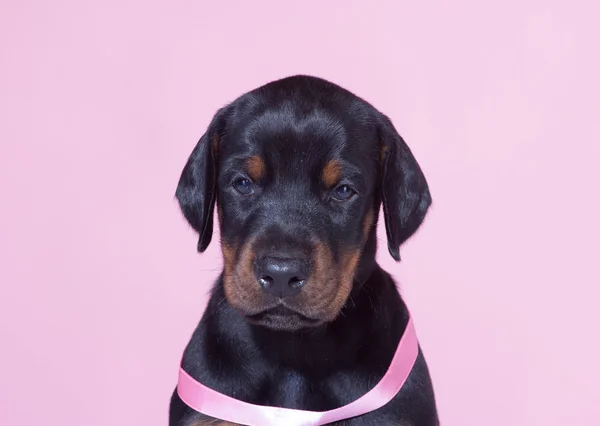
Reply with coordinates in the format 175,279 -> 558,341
169,75 -> 439,425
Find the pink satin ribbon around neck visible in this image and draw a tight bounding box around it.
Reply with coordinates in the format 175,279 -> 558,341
177,315 -> 418,426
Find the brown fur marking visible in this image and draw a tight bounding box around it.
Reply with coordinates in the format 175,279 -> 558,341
310,242 -> 333,293
237,242 -> 258,293
362,207 -> 375,240
221,242 -> 237,305
380,144 -> 388,164
322,159 -> 342,188
221,243 -> 235,272
246,155 -> 265,181
305,242 -> 358,321
331,249 -> 361,314
222,239 -> 263,313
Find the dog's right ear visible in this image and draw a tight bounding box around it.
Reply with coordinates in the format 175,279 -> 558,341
175,108 -> 227,253
378,113 -> 432,261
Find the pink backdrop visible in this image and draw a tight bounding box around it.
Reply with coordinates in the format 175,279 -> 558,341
1,1 -> 599,425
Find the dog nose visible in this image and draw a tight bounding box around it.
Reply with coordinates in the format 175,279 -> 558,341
256,257 -> 308,298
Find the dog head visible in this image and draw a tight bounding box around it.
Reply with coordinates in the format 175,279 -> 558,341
176,76 -> 431,331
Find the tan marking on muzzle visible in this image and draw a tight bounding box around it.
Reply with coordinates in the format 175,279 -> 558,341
308,242 -> 359,321
221,243 -> 235,271
330,249 -> 361,315
311,242 -> 335,294
222,240 -> 263,312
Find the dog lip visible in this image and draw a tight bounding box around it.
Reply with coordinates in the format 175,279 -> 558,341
246,304 -> 321,323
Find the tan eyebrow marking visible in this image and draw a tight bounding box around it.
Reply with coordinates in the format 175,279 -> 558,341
322,159 -> 342,188
246,155 -> 265,181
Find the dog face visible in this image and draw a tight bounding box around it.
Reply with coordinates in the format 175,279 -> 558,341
176,76 -> 431,332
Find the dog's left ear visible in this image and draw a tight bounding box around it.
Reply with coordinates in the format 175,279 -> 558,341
378,114 -> 432,261
175,107 -> 227,253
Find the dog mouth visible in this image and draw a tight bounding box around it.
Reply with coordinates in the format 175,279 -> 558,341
246,304 -> 323,331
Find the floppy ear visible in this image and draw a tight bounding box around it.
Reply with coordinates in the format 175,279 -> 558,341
175,108 -> 226,253
379,114 -> 432,261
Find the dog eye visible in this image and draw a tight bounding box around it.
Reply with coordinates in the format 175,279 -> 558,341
233,177 -> 253,195
332,184 -> 355,201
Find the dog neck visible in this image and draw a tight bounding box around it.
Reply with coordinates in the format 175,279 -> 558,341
178,271 -> 418,426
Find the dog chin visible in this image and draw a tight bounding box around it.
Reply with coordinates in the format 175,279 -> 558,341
245,305 -> 323,332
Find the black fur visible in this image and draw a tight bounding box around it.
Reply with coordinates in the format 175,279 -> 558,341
170,75 -> 438,426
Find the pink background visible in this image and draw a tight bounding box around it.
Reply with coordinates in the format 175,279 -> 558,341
1,1 -> 599,425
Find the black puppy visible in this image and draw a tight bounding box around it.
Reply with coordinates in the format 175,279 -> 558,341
169,75 -> 439,426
